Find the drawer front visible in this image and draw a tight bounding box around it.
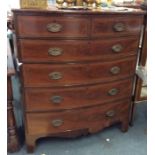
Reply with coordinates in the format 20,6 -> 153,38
91,15 -> 143,37
19,39 -> 90,62
19,37 -> 138,62
22,57 -> 136,87
26,99 -> 130,135
16,15 -> 89,38
25,78 -> 133,112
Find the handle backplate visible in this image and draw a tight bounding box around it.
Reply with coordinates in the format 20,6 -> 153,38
49,72 -> 62,80
47,23 -> 62,32
51,119 -> 63,127
108,88 -> 119,96
112,44 -> 123,53
48,48 -> 63,56
113,23 -> 125,32
50,96 -> 63,104
110,66 -> 121,75
105,110 -> 116,117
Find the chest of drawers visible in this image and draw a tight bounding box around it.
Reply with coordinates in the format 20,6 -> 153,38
13,8 -> 145,153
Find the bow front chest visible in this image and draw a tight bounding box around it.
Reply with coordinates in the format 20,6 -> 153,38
12,8 -> 145,153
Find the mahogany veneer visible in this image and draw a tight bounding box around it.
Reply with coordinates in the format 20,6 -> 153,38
19,37 -> 138,63
12,8 -> 145,153
22,56 -> 136,87
25,78 -> 133,112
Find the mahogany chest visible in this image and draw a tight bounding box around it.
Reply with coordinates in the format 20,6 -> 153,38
12,8 -> 145,153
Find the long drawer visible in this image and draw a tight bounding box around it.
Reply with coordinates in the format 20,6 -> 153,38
25,78 -> 133,112
26,99 -> 130,135
91,15 -> 143,38
22,57 -> 136,87
16,15 -> 89,38
19,37 -> 138,62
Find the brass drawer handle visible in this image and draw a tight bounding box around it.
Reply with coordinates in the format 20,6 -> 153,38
110,66 -> 120,75
108,88 -> 119,96
48,48 -> 63,56
51,119 -> 63,127
112,44 -> 123,53
47,23 -> 62,32
113,23 -> 125,32
50,96 -> 63,104
105,110 -> 116,117
49,72 -> 62,80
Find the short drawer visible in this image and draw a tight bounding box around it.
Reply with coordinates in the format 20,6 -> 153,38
16,15 -> 89,38
19,39 -> 90,62
91,15 -> 143,38
22,57 -> 136,87
25,78 -> 133,112
19,37 -> 138,63
26,99 -> 130,135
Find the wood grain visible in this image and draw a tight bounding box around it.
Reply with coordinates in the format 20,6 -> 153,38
91,15 -> 144,38
22,56 -> 136,87
24,78 -> 133,112
16,15 -> 90,38
12,8 -> 144,153
19,37 -> 139,63
26,99 -> 130,135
